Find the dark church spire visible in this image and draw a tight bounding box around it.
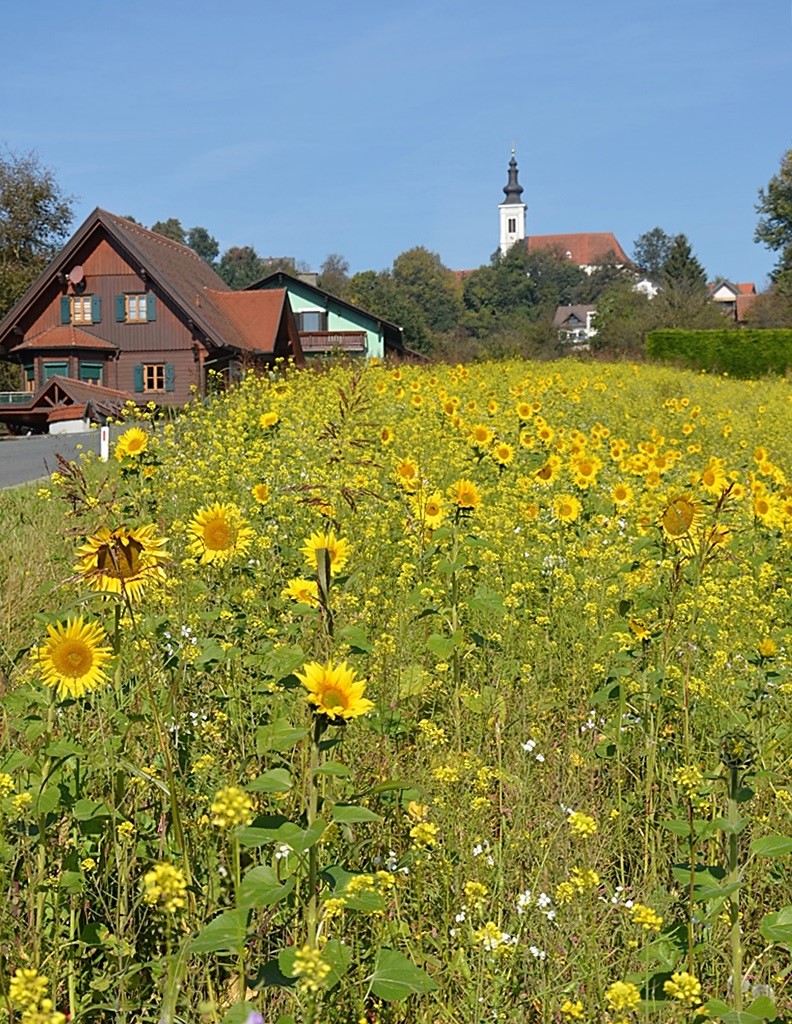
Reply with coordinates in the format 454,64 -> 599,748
502,149 -> 524,205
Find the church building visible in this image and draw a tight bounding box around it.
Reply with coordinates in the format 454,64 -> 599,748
498,152 -> 630,271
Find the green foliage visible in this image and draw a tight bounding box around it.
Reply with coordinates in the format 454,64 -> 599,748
633,227 -> 675,281
217,245 -> 268,289
660,233 -> 707,294
646,327 -> 792,376
392,246 -> 463,334
755,145 -> 792,283
317,253 -> 350,298
346,269 -> 430,353
150,218 -> 187,245
0,148 -> 73,319
186,226 -> 220,266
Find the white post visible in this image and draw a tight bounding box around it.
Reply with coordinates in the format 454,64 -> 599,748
100,425 -> 110,462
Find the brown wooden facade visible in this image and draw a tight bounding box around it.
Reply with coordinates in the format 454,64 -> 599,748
0,209 -> 303,428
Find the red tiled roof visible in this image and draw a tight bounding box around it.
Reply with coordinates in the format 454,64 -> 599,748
10,324 -> 118,353
527,232 -> 630,266
203,288 -> 288,353
737,282 -> 756,295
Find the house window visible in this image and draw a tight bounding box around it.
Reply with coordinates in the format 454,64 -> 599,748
79,361 -> 103,385
43,361 -> 68,381
134,361 -> 174,394
61,295 -> 101,324
144,364 -> 165,392
127,295 -> 148,322
118,293 -> 157,323
297,310 -> 327,332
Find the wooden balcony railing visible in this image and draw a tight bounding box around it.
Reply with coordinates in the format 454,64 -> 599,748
299,331 -> 367,353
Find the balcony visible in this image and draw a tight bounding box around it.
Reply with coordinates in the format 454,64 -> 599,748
0,391 -> 32,406
299,331 -> 367,353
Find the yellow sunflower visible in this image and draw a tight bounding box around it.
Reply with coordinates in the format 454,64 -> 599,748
259,411 -> 279,428
251,483 -> 271,504
611,482 -> 633,507
186,502 -> 255,564
75,524 -> 168,600
552,493 -> 582,524
535,455 -> 562,486
570,455 -> 602,489
301,530 -> 350,576
296,660 -> 374,721
450,478 -> 482,510
659,494 -> 703,540
414,491 -> 445,529
379,425 -> 394,445
469,424 -> 494,448
114,427 -> 148,462
282,578 -> 320,606
395,457 -> 420,492
492,442 -> 515,467
36,617 -> 113,700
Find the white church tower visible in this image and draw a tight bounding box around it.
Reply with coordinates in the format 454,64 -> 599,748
498,149 -> 526,255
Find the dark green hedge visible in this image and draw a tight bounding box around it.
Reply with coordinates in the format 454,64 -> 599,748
646,329 -> 792,377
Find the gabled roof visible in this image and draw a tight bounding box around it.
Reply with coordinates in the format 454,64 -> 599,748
0,209 -> 300,361
553,304 -> 597,327
708,278 -> 757,298
204,288 -> 296,355
10,324 -> 118,353
0,375 -> 130,428
528,232 -> 630,266
247,270 -> 406,353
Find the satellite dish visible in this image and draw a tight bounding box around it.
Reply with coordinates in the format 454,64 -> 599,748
68,265 -> 85,285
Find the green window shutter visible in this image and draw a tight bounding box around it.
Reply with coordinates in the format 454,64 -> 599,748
91,295 -> 102,323
134,364 -> 144,393
165,363 -> 175,392
146,294 -> 157,321
60,297 -> 71,324
115,295 -> 126,322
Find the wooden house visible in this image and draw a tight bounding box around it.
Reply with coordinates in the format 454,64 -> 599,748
0,209 -> 303,432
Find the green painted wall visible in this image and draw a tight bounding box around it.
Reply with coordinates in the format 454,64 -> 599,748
280,279 -> 385,359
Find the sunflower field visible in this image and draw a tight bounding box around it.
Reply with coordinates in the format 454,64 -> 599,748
1,358 -> 791,1024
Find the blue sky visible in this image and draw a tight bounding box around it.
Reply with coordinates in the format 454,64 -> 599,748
2,0 -> 790,286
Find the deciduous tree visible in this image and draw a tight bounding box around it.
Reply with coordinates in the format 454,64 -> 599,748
632,227 -> 675,281
392,246 -> 463,334
755,145 -> 792,284
318,253 -> 350,297
186,226 -> 219,266
0,149 -> 73,319
217,245 -> 267,289
150,218 -> 187,245
347,269 -> 430,353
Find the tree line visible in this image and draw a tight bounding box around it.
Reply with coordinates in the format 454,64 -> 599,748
2,145 -> 792,379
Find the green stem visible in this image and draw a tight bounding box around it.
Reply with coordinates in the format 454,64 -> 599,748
307,718 -> 322,948
728,765 -> 743,1010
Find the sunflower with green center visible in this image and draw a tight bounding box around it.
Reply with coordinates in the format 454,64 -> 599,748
114,427 -> 148,462
186,502 -> 255,564
75,524 -> 168,600
300,530 -> 350,576
36,617 -> 113,699
296,660 -> 374,721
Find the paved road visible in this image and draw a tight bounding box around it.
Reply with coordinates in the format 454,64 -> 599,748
0,431 -> 106,489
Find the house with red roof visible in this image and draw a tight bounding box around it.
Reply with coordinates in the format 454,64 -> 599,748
707,279 -> 758,322
0,209 -> 304,431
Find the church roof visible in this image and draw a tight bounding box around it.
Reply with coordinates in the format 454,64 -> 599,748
501,153 -> 524,206
527,232 -> 630,266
